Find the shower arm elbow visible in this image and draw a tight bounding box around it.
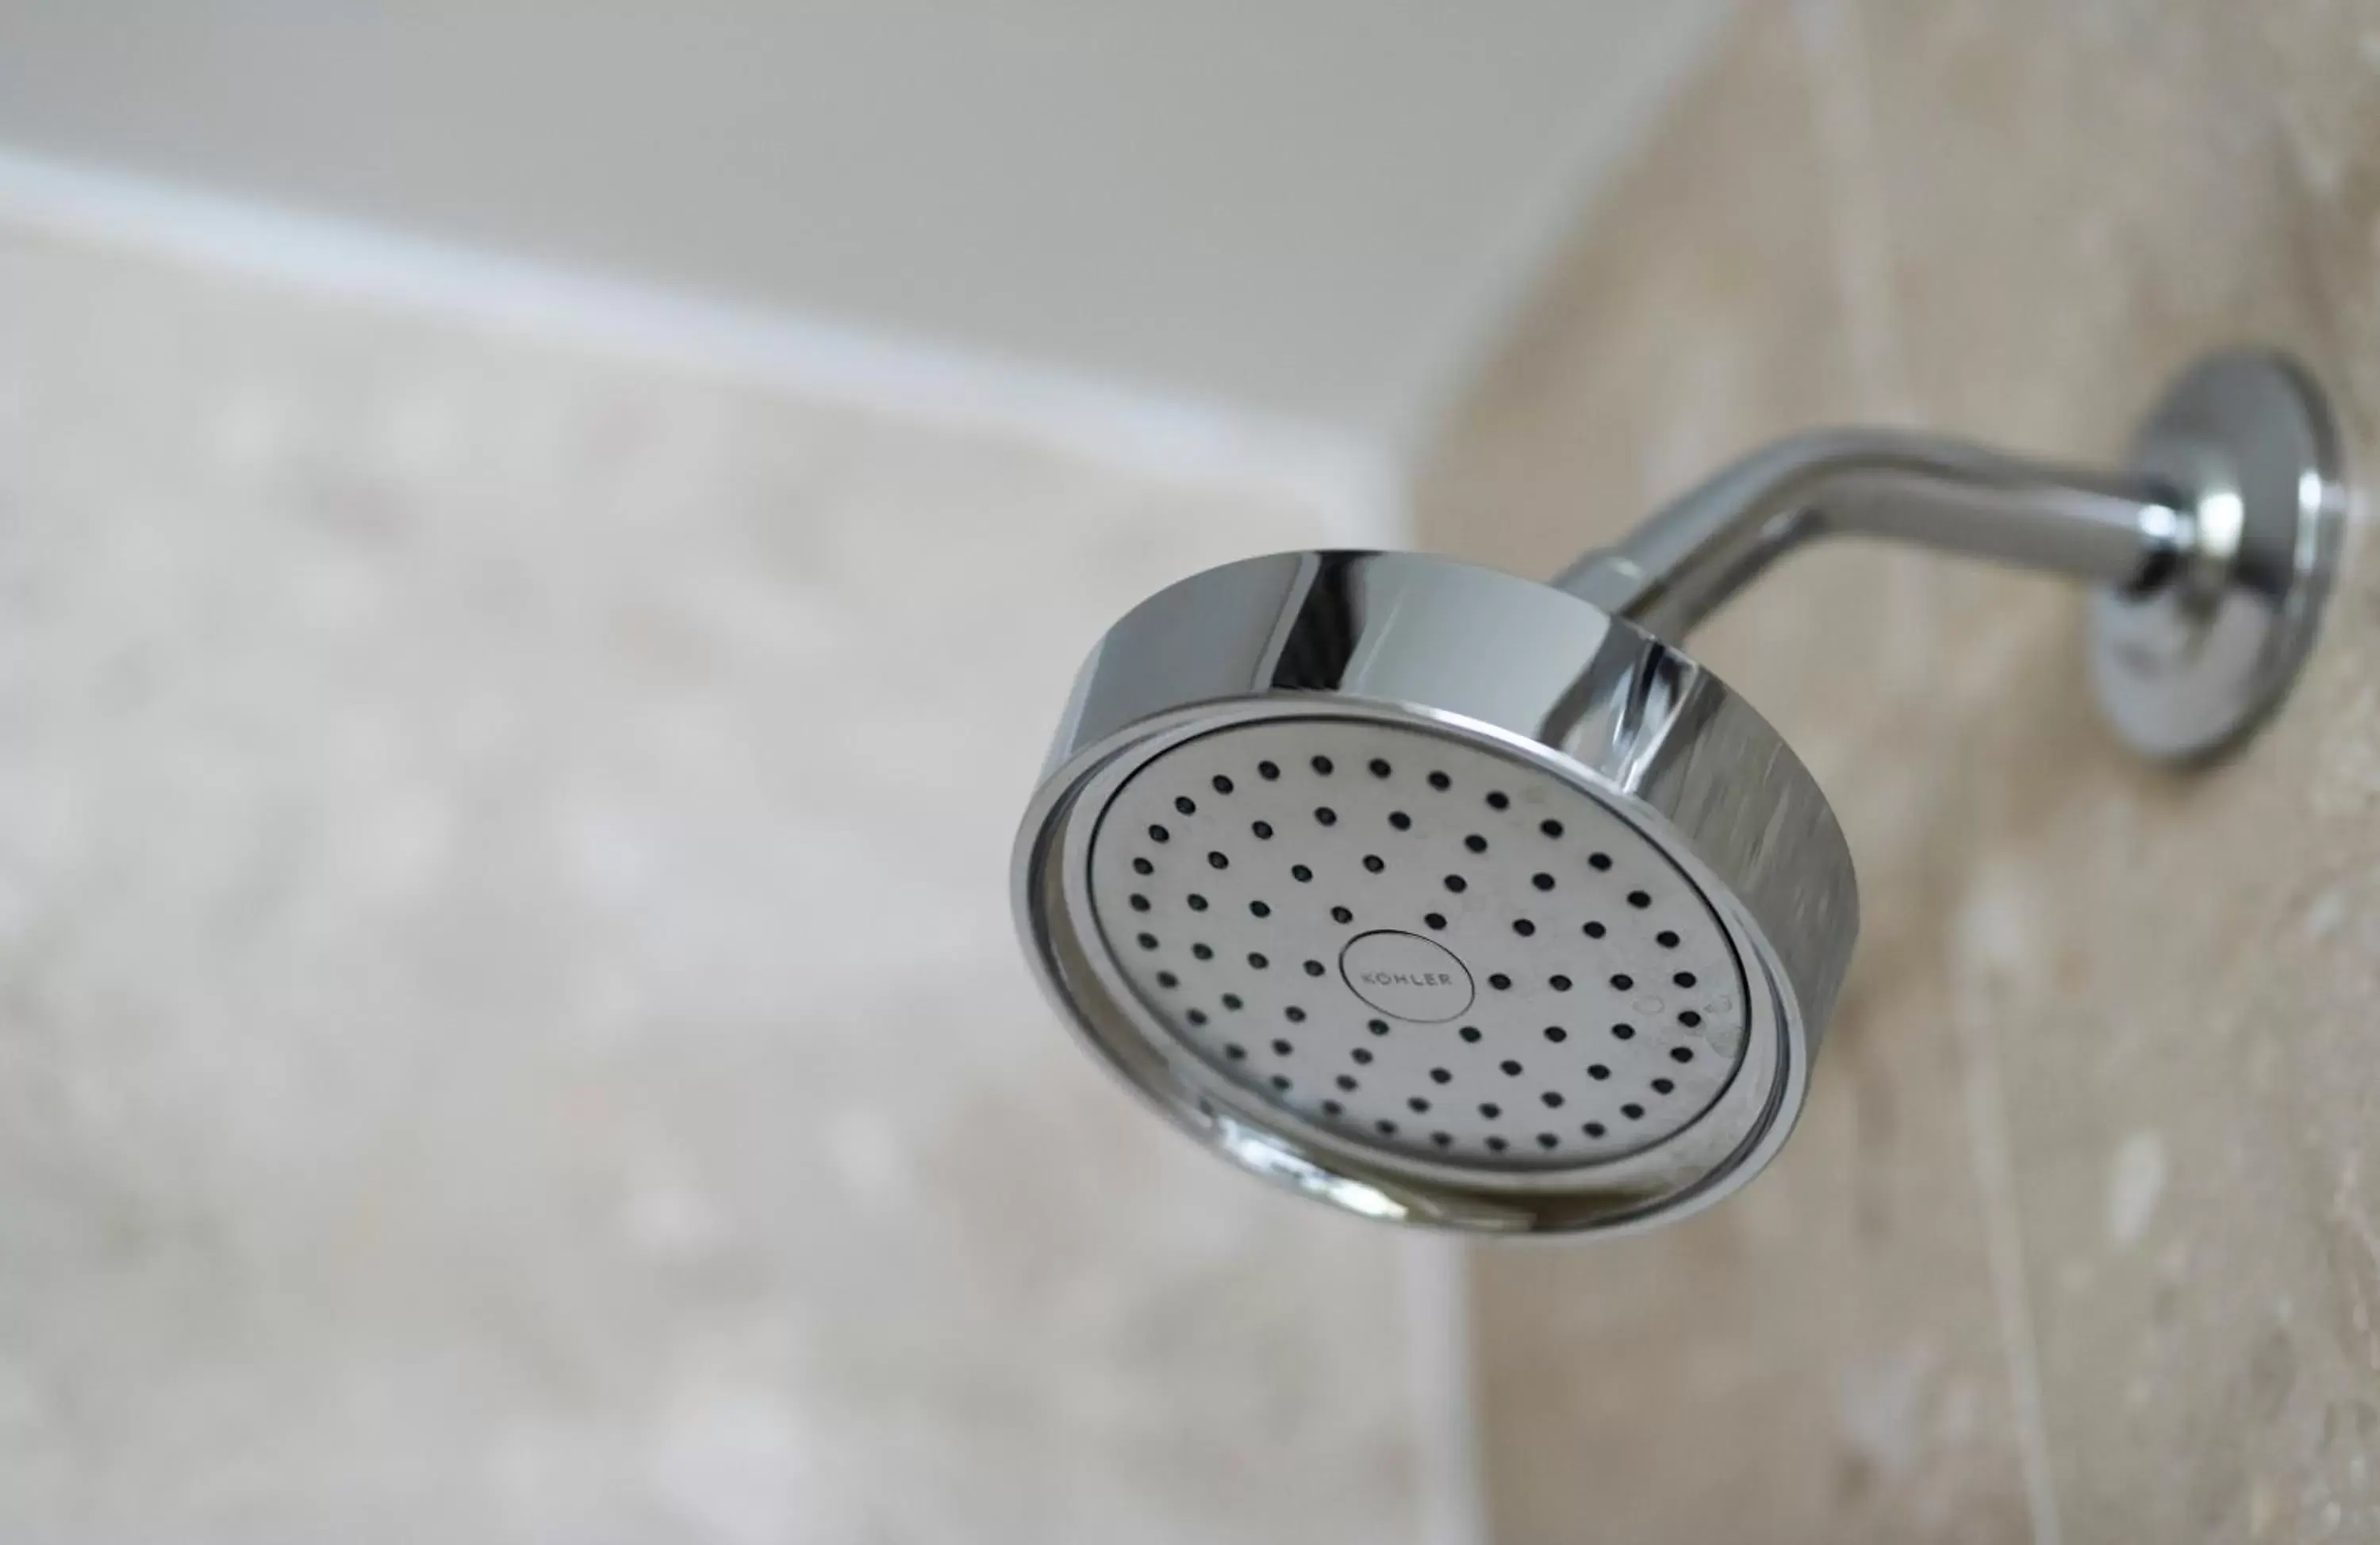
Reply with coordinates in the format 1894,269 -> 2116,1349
1553,427 -> 2198,640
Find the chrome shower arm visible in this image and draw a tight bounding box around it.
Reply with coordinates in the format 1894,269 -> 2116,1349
1553,428 -> 2193,639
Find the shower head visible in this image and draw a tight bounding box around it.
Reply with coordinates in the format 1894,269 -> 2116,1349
1014,350 -> 2344,1235
1017,555 -> 1846,1233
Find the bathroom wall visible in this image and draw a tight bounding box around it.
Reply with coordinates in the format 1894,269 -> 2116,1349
0,225 -> 1429,1543
1415,2 -> 2380,1541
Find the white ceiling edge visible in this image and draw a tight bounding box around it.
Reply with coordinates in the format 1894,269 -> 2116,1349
0,146 -> 1405,545
0,0 -> 1723,566
0,3 -> 1729,493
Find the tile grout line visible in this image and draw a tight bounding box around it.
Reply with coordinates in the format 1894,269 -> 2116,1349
1792,4 -> 2063,1542
1399,1234 -> 1489,1545
1793,0 -> 1915,424
1953,995 -> 2064,1545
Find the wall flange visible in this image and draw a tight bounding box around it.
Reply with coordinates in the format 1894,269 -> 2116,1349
2093,351 -> 2345,761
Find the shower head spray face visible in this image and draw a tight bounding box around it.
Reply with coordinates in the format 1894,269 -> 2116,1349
1015,351 -> 2340,1236
1015,554 -> 1853,1234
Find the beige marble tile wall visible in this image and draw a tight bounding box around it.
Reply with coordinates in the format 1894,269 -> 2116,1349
1415,2 -> 2380,1542
0,225 -> 1427,1543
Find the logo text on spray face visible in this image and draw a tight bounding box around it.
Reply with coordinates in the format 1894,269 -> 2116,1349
1338,932 -> 1475,1023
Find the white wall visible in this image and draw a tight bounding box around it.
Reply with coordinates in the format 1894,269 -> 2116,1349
0,2 -> 1723,450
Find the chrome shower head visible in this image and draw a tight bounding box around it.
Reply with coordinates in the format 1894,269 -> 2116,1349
1016,554 -> 1846,1233
1014,350 -> 2344,1235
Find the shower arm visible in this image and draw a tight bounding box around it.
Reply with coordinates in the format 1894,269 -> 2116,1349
1553,428 -> 2195,640
1546,353 -> 2344,762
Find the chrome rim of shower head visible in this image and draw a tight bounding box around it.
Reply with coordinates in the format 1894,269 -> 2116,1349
1015,554 -> 1852,1235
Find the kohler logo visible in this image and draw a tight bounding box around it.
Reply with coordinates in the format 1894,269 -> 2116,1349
1339,929 -> 1476,1023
